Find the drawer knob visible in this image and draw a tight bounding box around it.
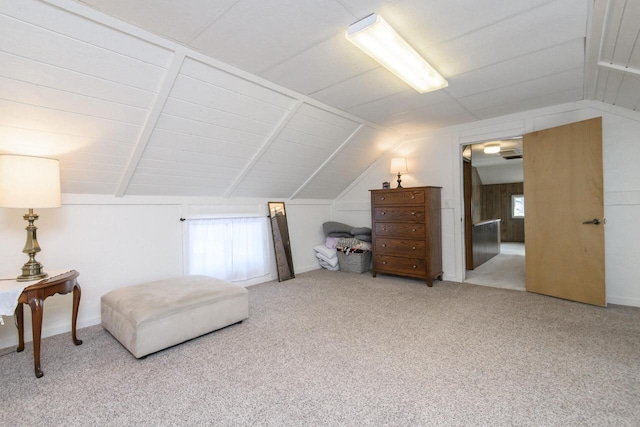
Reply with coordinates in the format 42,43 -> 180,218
413,265 -> 417,269
411,195 -> 415,199
412,229 -> 416,232
412,246 -> 416,250
381,197 -> 385,200
382,261 -> 387,265
381,211 -> 386,215
382,244 -> 386,247
383,227 -> 387,231
411,212 -> 416,216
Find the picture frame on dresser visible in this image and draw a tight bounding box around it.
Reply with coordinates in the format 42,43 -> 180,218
369,186 -> 443,286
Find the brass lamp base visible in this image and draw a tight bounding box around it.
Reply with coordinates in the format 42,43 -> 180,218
16,209 -> 49,282
17,264 -> 48,282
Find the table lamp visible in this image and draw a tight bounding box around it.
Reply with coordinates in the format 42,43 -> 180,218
0,155 -> 61,281
390,157 -> 408,188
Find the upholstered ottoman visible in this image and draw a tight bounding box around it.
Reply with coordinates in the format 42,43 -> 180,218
101,276 -> 248,358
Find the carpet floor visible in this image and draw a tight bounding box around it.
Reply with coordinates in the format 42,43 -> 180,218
1,269 -> 639,426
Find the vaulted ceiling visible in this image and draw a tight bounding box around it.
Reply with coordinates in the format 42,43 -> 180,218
0,0 -> 638,199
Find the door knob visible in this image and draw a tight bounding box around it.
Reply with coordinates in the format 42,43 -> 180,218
582,218 -> 601,225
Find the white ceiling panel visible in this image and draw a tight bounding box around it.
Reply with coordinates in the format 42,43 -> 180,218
77,0 -> 240,44
5,0 -> 171,66
425,0 -> 587,77
614,74 -> 640,110
459,68 -> 584,112
154,114 -> 266,147
446,38 -> 585,99
148,130 -> 257,160
0,15 -> 166,92
162,98 -> 275,137
295,126 -> 401,199
0,52 -> 157,109
260,32 -> 379,95
0,76 -> 148,125
379,0 -> 554,48
600,0 -> 640,67
180,59 -> 296,109
475,87 -> 584,120
0,100 -> 141,143
3,0 -> 635,199
169,75 -> 291,126
601,68 -> 626,105
311,67 -> 412,110
376,101 -> 480,134
347,89 -> 454,125
189,0 -> 353,74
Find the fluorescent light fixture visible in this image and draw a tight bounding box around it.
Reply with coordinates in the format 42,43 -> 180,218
346,14 -> 448,93
483,144 -> 501,154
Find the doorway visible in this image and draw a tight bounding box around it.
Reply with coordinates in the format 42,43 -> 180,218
462,138 -> 526,291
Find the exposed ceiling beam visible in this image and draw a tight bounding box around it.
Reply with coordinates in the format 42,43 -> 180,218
289,124 -> 364,199
115,50 -> 186,197
223,100 -> 304,198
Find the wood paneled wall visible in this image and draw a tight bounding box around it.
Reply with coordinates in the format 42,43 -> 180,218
471,166 -> 483,223
481,182 -> 524,242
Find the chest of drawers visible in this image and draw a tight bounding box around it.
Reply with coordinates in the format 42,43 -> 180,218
370,186 -> 443,286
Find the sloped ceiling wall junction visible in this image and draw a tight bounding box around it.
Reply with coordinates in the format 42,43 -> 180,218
0,0 -> 401,199
0,0 -> 639,199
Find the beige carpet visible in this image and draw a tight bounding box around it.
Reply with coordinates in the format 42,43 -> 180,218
1,269 -> 639,426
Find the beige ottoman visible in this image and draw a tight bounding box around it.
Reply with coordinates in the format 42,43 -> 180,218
101,275 -> 248,358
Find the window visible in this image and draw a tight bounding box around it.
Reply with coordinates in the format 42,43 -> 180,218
184,217 -> 270,282
512,194 -> 525,218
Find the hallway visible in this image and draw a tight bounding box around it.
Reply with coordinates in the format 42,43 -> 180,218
464,243 -> 525,291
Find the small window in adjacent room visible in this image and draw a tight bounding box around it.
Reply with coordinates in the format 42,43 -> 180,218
512,194 -> 525,218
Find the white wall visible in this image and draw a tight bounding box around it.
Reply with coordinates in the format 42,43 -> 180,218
0,195 -> 331,348
335,101 -> 640,307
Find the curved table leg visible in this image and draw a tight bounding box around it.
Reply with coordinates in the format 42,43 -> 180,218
15,303 -> 25,352
28,297 -> 44,378
72,283 -> 82,346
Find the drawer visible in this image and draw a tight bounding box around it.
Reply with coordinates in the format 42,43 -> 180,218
375,238 -> 425,257
375,222 -> 425,238
372,189 -> 425,206
373,207 -> 425,223
374,254 -> 426,275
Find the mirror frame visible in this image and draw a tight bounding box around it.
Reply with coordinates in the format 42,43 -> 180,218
268,202 -> 295,282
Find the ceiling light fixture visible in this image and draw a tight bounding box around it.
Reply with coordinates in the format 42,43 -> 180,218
483,144 -> 501,154
346,13 -> 448,93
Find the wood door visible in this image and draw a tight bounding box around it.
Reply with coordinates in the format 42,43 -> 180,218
523,117 -> 605,306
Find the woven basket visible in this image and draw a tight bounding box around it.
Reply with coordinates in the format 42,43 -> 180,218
337,251 -> 372,273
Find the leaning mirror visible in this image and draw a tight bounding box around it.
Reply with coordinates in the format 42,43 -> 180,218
268,202 -> 295,282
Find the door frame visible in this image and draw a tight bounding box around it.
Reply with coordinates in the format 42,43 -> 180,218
459,136 -> 524,280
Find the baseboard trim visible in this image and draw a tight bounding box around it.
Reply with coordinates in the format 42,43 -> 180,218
0,315 -> 102,350
607,296 -> 640,308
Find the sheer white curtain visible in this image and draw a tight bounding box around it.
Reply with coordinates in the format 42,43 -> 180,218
184,217 -> 270,282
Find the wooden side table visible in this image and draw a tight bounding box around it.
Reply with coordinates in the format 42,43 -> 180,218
15,270 -> 82,378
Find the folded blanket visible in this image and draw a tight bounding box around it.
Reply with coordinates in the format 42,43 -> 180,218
336,238 -> 372,252
316,252 -> 339,267
323,221 -> 353,236
317,257 -> 339,271
325,236 -> 339,249
314,244 -> 337,260
354,234 -> 371,242
351,227 -> 371,236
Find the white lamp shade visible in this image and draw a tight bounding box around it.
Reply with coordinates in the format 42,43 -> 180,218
346,14 -> 448,93
390,157 -> 408,174
0,155 -> 61,208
